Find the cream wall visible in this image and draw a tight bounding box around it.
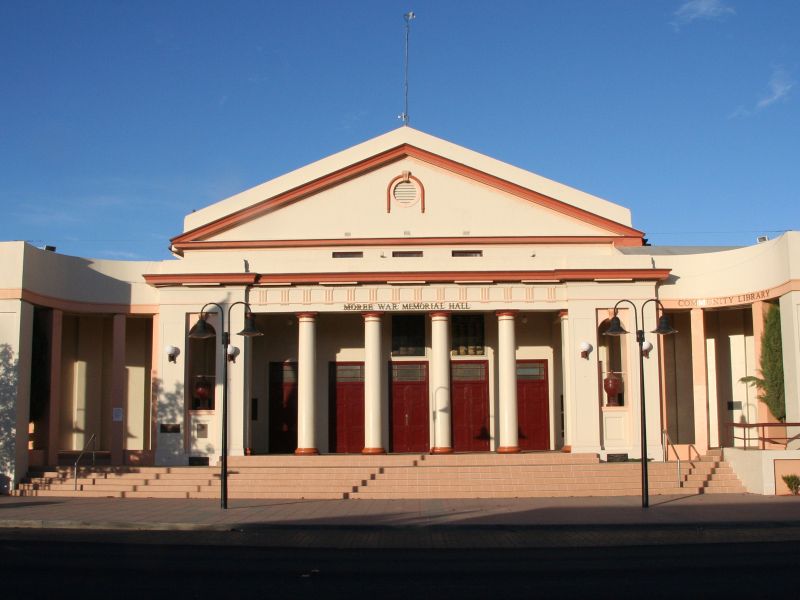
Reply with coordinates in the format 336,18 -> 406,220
184,127 -> 633,233
155,304 -> 191,465
663,311 -> 696,444
208,158 -> 613,243
0,299 -> 33,493
124,318 -> 152,451
704,309 -> 756,447
60,315 -> 113,451
656,233 -> 800,303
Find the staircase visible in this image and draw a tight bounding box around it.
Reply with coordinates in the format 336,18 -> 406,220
14,452 -> 745,500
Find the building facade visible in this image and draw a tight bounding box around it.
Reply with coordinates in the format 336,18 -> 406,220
1,127 -> 799,492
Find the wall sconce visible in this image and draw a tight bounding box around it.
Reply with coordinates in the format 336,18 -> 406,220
579,341 -> 593,359
165,345 -> 180,363
641,340 -> 653,359
227,345 -> 240,363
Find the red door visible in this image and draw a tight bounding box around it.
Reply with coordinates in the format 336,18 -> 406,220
451,361 -> 490,451
268,362 -> 297,454
330,362 -> 365,453
390,362 -> 429,453
517,360 -> 550,450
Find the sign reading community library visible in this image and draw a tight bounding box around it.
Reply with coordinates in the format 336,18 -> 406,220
343,302 -> 472,311
676,288 -> 771,308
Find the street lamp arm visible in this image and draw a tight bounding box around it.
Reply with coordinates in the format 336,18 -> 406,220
610,299 -> 641,338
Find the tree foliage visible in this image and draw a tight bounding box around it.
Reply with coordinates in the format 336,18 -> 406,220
741,304 -> 785,421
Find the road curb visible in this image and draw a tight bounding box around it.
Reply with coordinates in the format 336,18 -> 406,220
3,519 -> 800,548
0,519 -> 235,532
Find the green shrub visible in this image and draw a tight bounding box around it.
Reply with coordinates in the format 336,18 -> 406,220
782,474 -> 800,495
741,304 -> 785,421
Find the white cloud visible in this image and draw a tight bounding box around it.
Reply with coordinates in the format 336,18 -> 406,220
729,67 -> 795,118
756,68 -> 794,109
672,0 -> 735,28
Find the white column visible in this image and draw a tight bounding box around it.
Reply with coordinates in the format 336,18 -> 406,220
295,312 -> 318,455
780,292 -> 800,449
559,311 -> 574,451
497,310 -> 520,453
430,311 -> 452,453
110,314 -> 126,466
227,327 -> 247,457
690,308 -> 709,452
362,312 -> 385,454
47,309 -> 63,466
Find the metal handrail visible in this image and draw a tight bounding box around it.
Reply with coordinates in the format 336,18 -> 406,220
662,430 -> 682,488
73,433 -> 97,491
686,444 -> 702,462
727,422 -> 800,450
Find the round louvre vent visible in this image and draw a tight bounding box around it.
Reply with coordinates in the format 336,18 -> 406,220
393,180 -> 419,207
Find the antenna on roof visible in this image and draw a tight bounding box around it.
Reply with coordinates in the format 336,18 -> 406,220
399,11 -> 415,126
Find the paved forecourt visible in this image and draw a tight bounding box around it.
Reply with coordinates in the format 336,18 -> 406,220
1,493 -> 799,548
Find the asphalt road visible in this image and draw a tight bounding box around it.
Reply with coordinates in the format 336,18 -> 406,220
1,529 -> 797,599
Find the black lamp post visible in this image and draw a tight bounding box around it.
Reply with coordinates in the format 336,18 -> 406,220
604,298 -> 676,508
189,302 -> 263,509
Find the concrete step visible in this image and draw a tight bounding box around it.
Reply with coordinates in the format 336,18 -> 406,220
14,489 -> 124,498
227,455 -> 423,467
17,451 -> 745,500
419,453 -> 600,466
349,487 -> 703,499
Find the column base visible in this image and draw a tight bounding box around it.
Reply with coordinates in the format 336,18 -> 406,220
497,446 -> 520,454
294,448 -> 319,456
362,447 -> 386,455
561,445 -> 572,453
430,447 -> 454,454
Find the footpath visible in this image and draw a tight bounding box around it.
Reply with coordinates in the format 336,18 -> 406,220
1,493 -> 799,548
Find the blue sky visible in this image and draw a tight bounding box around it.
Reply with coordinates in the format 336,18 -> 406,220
1,0 -> 797,260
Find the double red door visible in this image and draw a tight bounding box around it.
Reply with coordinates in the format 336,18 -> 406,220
517,360 -> 550,450
451,361 -> 490,451
329,362 -> 365,453
268,362 -> 297,454
390,362 -> 429,452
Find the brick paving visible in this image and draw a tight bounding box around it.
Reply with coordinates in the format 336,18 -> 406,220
1,493 -> 799,548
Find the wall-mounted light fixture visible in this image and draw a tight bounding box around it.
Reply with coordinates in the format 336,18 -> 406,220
165,345 -> 180,363
227,345 -> 240,363
641,340 -> 654,359
579,341 -> 593,359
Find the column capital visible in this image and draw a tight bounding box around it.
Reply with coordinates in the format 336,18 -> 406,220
496,310 -> 518,318
362,311 -> 384,320
296,312 -> 318,320
429,310 -> 451,319
558,310 -> 569,319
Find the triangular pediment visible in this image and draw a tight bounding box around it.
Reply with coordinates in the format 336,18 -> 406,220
171,129 -> 643,253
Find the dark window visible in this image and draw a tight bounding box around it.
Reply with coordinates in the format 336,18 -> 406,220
392,315 -> 426,356
451,314 -> 484,355
189,324 -> 216,410
335,363 -> 365,382
391,363 -> 427,382
451,362 -> 487,381
332,251 -> 363,258
516,363 -> 546,380
451,250 -> 483,257
392,250 -> 423,258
